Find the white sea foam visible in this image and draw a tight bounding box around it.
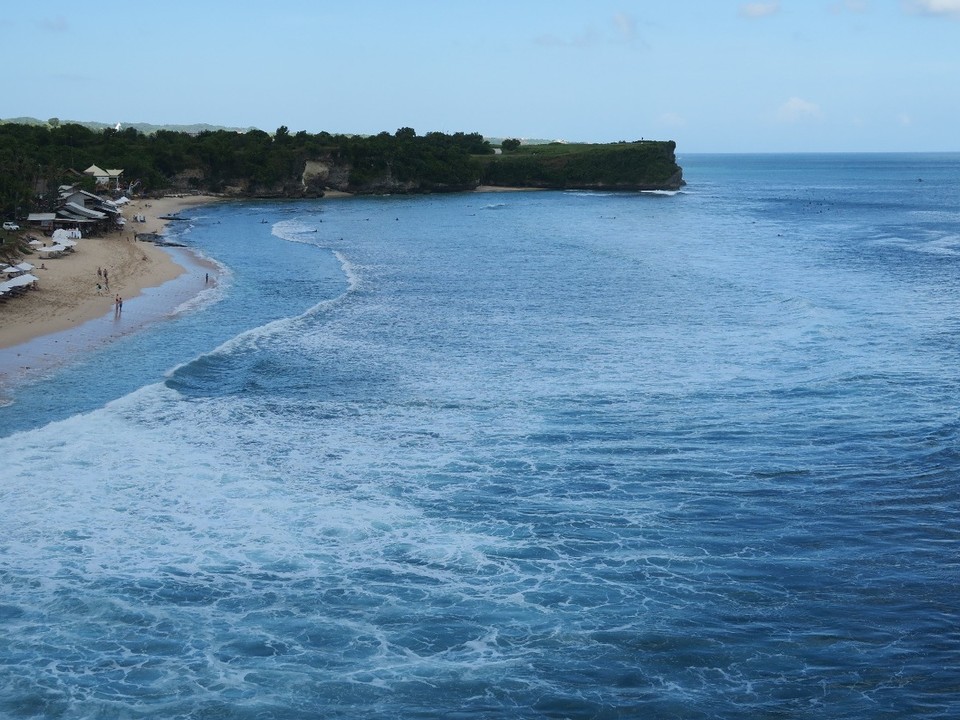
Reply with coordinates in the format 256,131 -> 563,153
163,250 -> 233,316
272,216 -> 361,293
874,230 -> 960,256
3,160 -> 960,717
918,233 -> 960,256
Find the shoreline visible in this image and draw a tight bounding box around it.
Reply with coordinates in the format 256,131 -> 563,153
320,185 -> 545,198
0,186 -> 533,395
0,194 -> 220,392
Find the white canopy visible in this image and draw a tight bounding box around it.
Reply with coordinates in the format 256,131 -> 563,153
1,263 -> 32,275
0,273 -> 38,289
12,273 -> 38,286
39,244 -> 68,255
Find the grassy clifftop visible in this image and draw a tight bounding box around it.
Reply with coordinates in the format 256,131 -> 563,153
479,141 -> 683,191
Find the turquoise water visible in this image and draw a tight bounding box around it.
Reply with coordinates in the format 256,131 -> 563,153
1,155 -> 959,718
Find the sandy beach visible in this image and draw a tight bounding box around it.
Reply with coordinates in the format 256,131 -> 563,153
0,194 -> 218,351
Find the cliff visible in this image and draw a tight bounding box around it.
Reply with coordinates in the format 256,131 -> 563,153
292,140 -> 683,196
0,124 -> 684,218
300,157 -> 477,196
478,141 -> 684,191
181,148 -> 686,196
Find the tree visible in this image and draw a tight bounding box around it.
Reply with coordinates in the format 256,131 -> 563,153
501,138 -> 521,152
48,117 -> 60,128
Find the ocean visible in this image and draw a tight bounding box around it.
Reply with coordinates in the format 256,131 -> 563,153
1,154 -> 958,718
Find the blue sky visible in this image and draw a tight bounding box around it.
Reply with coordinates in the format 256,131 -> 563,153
3,1 -> 958,152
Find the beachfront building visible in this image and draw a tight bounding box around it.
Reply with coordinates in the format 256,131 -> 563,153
25,187 -> 126,236
84,164 -> 124,190
26,213 -> 57,233
24,183 -> 128,237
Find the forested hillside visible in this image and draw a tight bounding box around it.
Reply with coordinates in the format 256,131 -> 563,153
0,123 -> 682,219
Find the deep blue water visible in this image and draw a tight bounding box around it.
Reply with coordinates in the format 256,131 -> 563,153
1,154 -> 959,718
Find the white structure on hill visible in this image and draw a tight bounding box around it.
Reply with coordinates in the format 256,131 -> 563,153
84,164 -> 124,189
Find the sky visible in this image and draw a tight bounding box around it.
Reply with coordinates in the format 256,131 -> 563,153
2,0 -> 958,153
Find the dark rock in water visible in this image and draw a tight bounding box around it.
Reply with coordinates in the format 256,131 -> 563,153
135,232 -> 184,246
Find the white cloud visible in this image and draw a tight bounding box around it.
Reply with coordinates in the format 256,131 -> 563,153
902,0 -> 960,16
38,16 -> 68,32
534,13 -> 643,48
829,0 -> 870,13
777,97 -> 824,123
534,28 -> 601,48
738,1 -> 781,18
612,12 -> 637,41
658,112 -> 687,127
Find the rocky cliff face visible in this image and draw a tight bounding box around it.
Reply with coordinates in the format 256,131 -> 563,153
302,159 -> 350,193
302,156 -> 477,195
167,145 -> 683,198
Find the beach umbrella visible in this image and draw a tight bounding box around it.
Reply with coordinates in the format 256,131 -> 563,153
29,239 -> 44,247
4,274 -> 37,288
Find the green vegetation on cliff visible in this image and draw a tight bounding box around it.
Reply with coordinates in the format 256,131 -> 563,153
482,141 -> 683,191
0,122 -> 682,219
